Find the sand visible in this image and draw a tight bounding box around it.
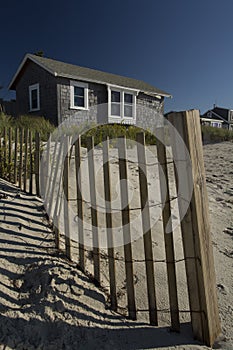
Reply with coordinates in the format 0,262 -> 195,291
0,141 -> 232,350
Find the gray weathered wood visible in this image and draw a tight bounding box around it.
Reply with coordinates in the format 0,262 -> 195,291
118,135 -> 136,320
103,136 -> 117,311
19,128 -> 24,190
155,127 -> 180,331
63,135 -> 72,260
75,137 -> 85,271
14,128 -> 18,184
87,136 -> 100,283
35,132 -> 40,196
29,131 -> 33,194
136,132 -> 158,326
8,128 -> 12,182
168,110 -> 221,346
23,129 -> 29,192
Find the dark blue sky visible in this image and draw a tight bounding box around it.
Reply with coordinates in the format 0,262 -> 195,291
1,0 -> 233,113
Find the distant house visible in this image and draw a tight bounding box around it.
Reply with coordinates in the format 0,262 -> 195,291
8,54 -> 171,128
0,98 -> 17,117
202,106 -> 233,130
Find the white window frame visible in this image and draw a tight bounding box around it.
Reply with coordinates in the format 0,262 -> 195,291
29,83 -> 40,112
107,85 -> 137,124
70,81 -> 89,110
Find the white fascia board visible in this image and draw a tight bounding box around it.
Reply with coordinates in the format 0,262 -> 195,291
106,83 -> 140,95
8,54 -> 57,90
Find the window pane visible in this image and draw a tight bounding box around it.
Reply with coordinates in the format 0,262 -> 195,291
74,86 -> 84,97
31,89 -> 38,109
111,103 -> 120,116
111,91 -> 120,103
124,93 -> 133,104
74,96 -> 84,107
124,105 -> 133,117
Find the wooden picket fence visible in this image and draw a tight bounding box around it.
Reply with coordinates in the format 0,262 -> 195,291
0,110 -> 221,347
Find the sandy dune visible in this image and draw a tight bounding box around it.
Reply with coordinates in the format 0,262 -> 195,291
0,141 -> 232,349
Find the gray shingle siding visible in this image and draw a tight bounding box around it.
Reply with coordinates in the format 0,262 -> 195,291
57,79 -> 108,124
15,61 -> 58,125
12,57 -> 166,131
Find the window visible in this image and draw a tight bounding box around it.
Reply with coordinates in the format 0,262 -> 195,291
29,84 -> 40,111
108,87 -> 137,123
70,81 -> 88,109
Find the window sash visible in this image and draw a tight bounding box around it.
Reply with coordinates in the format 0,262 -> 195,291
29,84 -> 40,111
70,81 -> 88,109
110,90 -> 135,119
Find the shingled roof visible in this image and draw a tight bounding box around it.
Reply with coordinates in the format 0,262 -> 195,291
9,54 -> 171,97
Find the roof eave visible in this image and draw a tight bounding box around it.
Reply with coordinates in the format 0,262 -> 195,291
8,54 -> 57,90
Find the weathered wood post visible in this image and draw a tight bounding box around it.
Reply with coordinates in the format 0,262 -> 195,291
168,110 -> 221,347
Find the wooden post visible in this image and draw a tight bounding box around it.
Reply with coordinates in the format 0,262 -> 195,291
118,135 -> 136,320
155,127 -> 180,331
23,129 -> 29,192
35,132 -> 40,196
75,136 -> 85,271
19,128 -> 24,190
87,136 -> 100,283
14,128 -> 19,184
136,132 -> 158,326
63,135 -> 72,260
103,136 -> 117,311
168,110 -> 221,346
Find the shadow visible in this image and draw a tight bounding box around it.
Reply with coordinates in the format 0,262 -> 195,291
0,180 -> 207,349
0,314 -> 204,350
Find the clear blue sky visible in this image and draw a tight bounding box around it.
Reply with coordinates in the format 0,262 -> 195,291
1,0 -> 233,113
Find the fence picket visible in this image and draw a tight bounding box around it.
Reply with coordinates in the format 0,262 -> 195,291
14,128 -> 18,184
118,135 -> 136,320
75,137 -> 85,271
155,127 -> 180,331
136,132 -> 158,325
23,129 -> 29,192
103,136 -> 117,311
19,128 -> 24,190
63,135 -> 72,260
8,128 -> 12,182
87,136 -> 100,283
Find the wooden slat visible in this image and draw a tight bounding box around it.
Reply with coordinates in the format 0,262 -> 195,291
3,127 -> 7,173
44,134 -> 51,199
136,132 -> 158,326
19,128 -> 24,190
14,128 -> 19,184
63,135 -> 72,260
8,128 -> 12,182
23,129 -> 29,192
53,139 -> 65,250
0,137 -> 2,177
168,110 -> 221,346
29,131 -> 33,194
103,136 -> 117,311
46,138 -> 58,214
75,137 -> 85,271
155,127 -> 180,331
35,132 -> 40,196
118,135 -> 136,320
87,136 -> 100,283
48,136 -> 64,219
